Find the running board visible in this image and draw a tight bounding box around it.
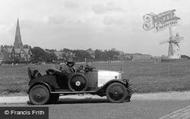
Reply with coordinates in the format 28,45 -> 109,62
51,90 -> 97,95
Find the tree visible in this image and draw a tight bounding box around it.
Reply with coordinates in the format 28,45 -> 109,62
95,49 -> 107,61
73,50 -> 91,62
181,55 -> 190,59
31,47 -> 57,63
105,49 -> 120,61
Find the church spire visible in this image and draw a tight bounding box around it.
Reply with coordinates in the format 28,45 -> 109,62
14,18 -> 23,48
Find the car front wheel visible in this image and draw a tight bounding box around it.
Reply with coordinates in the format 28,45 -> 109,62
106,82 -> 127,103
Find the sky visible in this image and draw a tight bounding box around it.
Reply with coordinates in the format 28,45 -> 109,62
0,0 -> 189,56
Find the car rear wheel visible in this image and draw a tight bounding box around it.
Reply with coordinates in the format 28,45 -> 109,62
106,82 -> 127,103
29,84 -> 50,105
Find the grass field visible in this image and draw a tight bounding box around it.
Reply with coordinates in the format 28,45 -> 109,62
0,64 -> 55,95
93,60 -> 190,93
0,60 -> 190,95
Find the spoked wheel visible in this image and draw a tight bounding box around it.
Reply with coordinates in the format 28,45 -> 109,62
68,74 -> 88,91
29,84 -> 50,105
106,82 -> 127,103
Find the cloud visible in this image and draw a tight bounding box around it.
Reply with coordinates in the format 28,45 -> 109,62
0,0 -> 190,56
19,19 -> 99,49
0,24 -> 12,32
92,2 -> 123,14
103,16 -> 126,26
46,16 -> 67,25
63,0 -> 79,9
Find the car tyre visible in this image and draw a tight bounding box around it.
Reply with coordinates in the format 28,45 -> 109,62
29,84 -> 50,105
106,82 -> 127,103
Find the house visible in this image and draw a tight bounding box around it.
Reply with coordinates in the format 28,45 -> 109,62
132,53 -> 153,62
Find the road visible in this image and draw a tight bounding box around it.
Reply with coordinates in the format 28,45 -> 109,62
1,92 -> 190,119
49,98 -> 190,119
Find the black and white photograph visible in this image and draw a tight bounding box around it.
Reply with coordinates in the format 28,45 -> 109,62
0,0 -> 190,119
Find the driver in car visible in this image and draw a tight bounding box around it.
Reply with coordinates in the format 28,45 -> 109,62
59,59 -> 75,75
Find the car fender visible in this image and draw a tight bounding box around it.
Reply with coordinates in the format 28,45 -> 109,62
101,79 -> 127,89
28,75 -> 61,90
28,81 -> 53,94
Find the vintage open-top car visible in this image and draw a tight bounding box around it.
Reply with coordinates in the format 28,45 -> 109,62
27,64 -> 132,105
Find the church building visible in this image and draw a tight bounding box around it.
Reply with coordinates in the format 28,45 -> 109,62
0,19 -> 32,63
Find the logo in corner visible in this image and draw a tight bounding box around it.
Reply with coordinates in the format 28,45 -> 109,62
143,9 -> 180,31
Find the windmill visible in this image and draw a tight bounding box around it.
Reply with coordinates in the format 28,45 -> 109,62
160,27 -> 184,59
